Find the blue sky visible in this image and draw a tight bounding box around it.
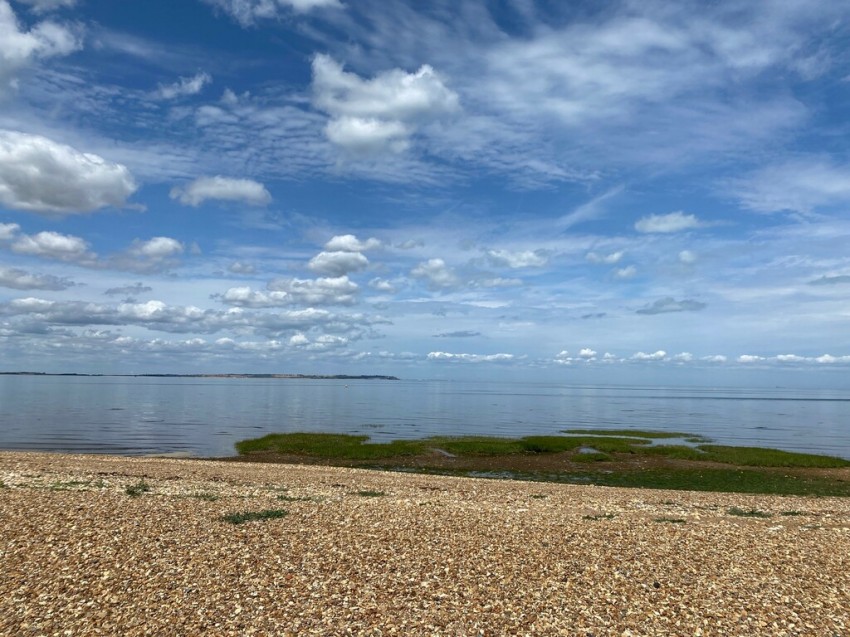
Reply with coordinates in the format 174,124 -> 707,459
1,0 -> 850,384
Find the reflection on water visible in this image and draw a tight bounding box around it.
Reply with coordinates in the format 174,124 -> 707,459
0,376 -> 848,459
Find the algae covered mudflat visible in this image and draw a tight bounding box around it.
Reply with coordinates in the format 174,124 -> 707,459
232,430 -> 850,497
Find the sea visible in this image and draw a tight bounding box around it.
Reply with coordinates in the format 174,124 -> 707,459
1,375 -> 849,459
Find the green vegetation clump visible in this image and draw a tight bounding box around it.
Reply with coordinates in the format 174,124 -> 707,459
222,509 -> 287,524
125,480 -> 151,497
277,494 -> 314,502
583,513 -> 615,521
654,517 -> 686,524
727,506 -> 772,518
356,490 -> 385,497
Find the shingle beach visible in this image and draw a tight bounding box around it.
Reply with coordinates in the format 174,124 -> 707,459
1,452 -> 849,636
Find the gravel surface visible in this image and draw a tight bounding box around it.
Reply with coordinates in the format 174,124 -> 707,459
1,451 -> 849,636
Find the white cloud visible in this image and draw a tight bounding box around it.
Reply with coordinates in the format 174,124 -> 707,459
673,352 -> 693,362
614,265 -> 637,279
0,266 -> 74,290
156,71 -> 212,100
678,250 -> 697,264
228,261 -> 256,275
632,350 -> 667,361
635,211 -> 701,233
13,0 -> 77,13
267,275 -> 359,305
312,54 -> 459,154
11,230 -> 94,262
702,355 -> 727,363
411,258 -> 459,290
427,351 -> 514,363
128,237 -> 184,259
368,277 -> 395,293
307,250 -> 369,276
485,249 -> 548,268
203,0 -> 341,26
738,354 -> 765,363
170,175 -> 271,207
324,234 -> 382,252
0,222 -> 19,240
296,277 -> 361,305
0,131 -> 137,215
325,117 -> 410,155
586,250 -> 623,264
733,158 -> 850,214
0,1 -> 81,93
816,354 -> 850,364
579,348 -> 597,359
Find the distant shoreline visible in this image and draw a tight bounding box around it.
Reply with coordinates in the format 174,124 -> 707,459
0,372 -> 400,381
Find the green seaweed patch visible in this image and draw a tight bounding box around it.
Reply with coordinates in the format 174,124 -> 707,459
572,451 -> 612,463
697,445 -> 850,468
642,445 -> 708,461
236,433 -> 425,459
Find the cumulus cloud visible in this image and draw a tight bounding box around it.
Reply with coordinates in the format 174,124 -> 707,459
228,261 -> 256,275
427,351 -> 514,363
307,251 -> 369,276
324,234 -> 382,252
0,222 -> 19,240
368,277 -> 396,293
11,230 -> 95,263
579,348 -> 597,358
0,131 -> 137,214
485,249 -> 548,268
0,266 -> 74,290
614,265 -> 636,279
0,297 -> 379,339
221,276 -> 359,307
0,1 -> 81,93
737,354 -> 765,363
631,350 -> 667,361
586,250 -> 623,264
636,297 -> 707,315
267,275 -> 359,305
203,0 -> 341,26
170,176 -> 271,207
156,71 -> 212,100
635,211 -> 701,233
702,355 -> 727,363
128,237 -> 184,259
411,258 -> 459,290
678,250 -> 697,264
312,54 -> 459,154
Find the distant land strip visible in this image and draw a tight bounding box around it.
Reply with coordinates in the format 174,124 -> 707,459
0,372 -> 400,381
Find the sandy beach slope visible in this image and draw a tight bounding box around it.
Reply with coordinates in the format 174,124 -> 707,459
1,451 -> 848,636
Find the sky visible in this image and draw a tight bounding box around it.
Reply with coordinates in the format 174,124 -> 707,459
1,0 -> 850,385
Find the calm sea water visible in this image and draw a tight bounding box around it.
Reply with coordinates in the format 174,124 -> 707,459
0,375 -> 849,459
